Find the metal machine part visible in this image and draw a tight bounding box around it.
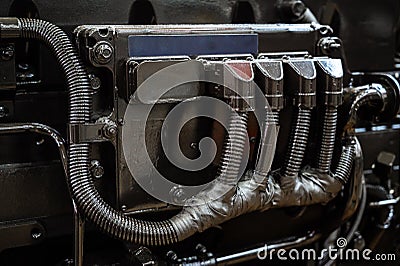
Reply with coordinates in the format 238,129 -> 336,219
0,1 -> 399,265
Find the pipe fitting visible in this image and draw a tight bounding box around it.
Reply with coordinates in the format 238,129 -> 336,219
283,58 -> 316,108
0,17 -> 20,39
315,58 -> 343,173
223,59 -> 255,112
316,58 -> 343,107
344,83 -> 390,133
255,59 -> 284,111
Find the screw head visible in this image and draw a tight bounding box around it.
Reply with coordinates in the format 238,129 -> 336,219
195,243 -> 207,254
166,250 -> 178,261
90,160 -> 104,179
89,74 -> 101,91
18,63 -> 29,71
1,46 -> 14,60
0,106 -> 9,118
93,42 -> 113,64
291,1 -> 306,17
103,124 -> 117,139
169,186 -> 187,204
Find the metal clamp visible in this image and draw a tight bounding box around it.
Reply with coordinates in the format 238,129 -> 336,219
68,119 -> 117,144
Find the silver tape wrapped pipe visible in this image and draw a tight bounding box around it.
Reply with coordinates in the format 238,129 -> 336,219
168,137 -> 357,236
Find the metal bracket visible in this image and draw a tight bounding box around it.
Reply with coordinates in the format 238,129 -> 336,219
68,119 -> 117,144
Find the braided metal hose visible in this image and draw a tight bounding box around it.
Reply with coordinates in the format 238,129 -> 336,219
317,106 -> 337,173
281,107 -> 311,178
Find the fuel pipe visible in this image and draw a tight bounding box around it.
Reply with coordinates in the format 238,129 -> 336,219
280,58 -> 316,187
315,58 -> 343,174
253,58 -> 284,178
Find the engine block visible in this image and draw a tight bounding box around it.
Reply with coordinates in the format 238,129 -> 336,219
0,1 -> 399,265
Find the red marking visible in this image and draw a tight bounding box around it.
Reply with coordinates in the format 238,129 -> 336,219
225,62 -> 253,81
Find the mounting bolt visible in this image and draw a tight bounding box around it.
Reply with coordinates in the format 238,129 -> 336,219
1,45 -> 14,60
278,0 -> 306,20
195,243 -> 207,254
0,106 -> 9,118
166,250 -> 178,261
62,258 -> 74,266
169,186 -> 187,204
290,1 -> 306,17
318,37 -> 341,54
90,160 -> 104,179
89,74 -> 101,91
93,42 -> 113,64
102,122 -> 117,139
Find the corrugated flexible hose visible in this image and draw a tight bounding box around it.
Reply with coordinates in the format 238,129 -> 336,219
281,107 -> 312,178
317,106 -> 338,174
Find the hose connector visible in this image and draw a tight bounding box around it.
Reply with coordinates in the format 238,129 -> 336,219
255,59 -> 284,111
316,58 -> 343,107
0,18 -> 20,39
284,58 -> 316,108
223,59 -> 255,112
